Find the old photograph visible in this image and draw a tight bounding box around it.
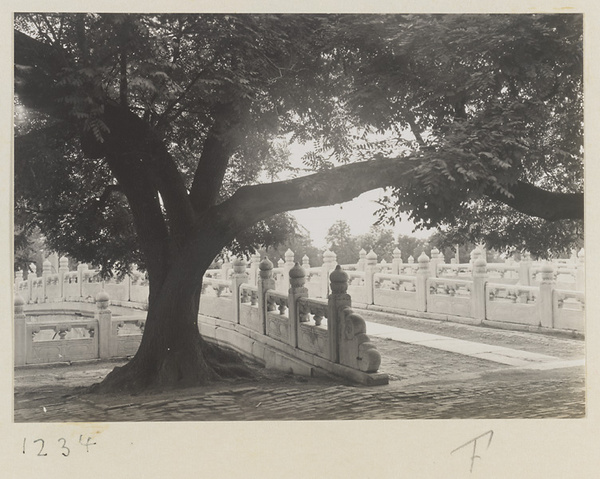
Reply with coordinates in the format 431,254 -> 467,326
13,12 -> 585,423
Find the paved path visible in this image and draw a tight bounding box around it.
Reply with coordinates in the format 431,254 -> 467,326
366,321 -> 584,369
14,311 -> 585,421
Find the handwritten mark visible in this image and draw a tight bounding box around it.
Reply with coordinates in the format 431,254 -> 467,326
23,435 -> 97,456
451,430 -> 494,473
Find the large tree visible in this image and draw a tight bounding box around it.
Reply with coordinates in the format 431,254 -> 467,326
14,13 -> 583,392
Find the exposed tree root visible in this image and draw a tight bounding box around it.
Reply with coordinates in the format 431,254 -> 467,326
89,338 -> 254,395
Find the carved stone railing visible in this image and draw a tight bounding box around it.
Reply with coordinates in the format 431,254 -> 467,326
373,272 -> 418,310
486,284 -> 539,326
196,259 -> 387,385
484,263 -> 520,284
427,277 -> 473,317
265,290 -> 290,343
553,289 -> 585,331
305,267 -> 323,299
297,297 -> 330,360
15,291 -> 145,367
436,263 -> 472,279
16,247 -> 585,370
346,270 -> 367,304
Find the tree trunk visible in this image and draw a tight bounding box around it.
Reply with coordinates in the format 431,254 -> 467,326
93,248 -> 252,394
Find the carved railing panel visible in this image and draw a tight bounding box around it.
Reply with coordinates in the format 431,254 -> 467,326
265,291 -> 289,342
346,270 -> 367,303
238,284 -> 261,331
486,283 -> 539,325
305,268 -> 323,298
26,320 -> 98,364
296,297 -> 329,359
112,317 -> 145,357
485,264 -> 520,284
373,273 -> 418,310
427,278 -> 472,316
553,290 -> 584,331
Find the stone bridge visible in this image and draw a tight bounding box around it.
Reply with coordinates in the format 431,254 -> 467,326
14,247 -> 584,385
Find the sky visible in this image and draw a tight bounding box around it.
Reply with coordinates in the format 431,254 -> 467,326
281,139 -> 434,249
291,189 -> 432,249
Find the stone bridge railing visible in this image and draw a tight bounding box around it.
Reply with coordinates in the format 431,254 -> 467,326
15,245 -> 585,348
14,258 -> 387,385
14,293 -> 146,367
197,258 -> 387,385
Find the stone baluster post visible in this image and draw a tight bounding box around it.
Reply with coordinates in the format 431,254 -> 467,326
364,250 -> 378,305
14,294 -> 27,366
77,263 -> 88,299
479,245 -> 488,262
284,249 -> 295,277
288,263 -> 308,348
518,252 -> 532,286
470,246 -> 483,265
48,252 -> 59,273
357,248 -> 367,271
25,265 -> 34,303
14,270 -> 23,296
321,249 -> 337,298
570,249 -> 578,263
576,248 -> 585,291
430,247 -> 441,277
96,291 -> 112,359
221,261 -> 232,281
471,258 -> 487,321
380,259 -> 388,272
392,247 -> 402,275
328,265 -> 351,363
539,262 -> 555,328
124,271 -> 132,302
42,258 -> 52,302
231,257 -> 249,324
257,258 -> 275,335
302,254 -> 310,269
59,256 -> 69,300
27,263 -> 39,303
130,264 -> 140,302
276,258 -> 285,292
249,253 -> 261,286
416,252 -> 430,312
215,259 -> 223,275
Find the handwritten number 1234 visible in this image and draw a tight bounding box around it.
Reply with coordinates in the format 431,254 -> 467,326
23,436 -> 96,456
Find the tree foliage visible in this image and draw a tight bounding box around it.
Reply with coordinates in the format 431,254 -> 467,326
325,220 -> 358,264
356,226 -> 396,262
347,14 -> 583,249
13,13 -> 583,391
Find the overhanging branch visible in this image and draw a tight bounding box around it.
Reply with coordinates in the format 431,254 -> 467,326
487,181 -> 584,221
213,156 -> 583,238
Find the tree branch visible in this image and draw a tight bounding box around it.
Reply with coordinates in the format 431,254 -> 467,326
92,101 -> 196,246
486,182 -> 584,222
404,110 -> 425,146
213,156 -> 583,239
189,102 -> 240,213
155,68 -> 207,131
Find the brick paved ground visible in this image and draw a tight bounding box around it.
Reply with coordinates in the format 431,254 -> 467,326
14,313 -> 585,422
